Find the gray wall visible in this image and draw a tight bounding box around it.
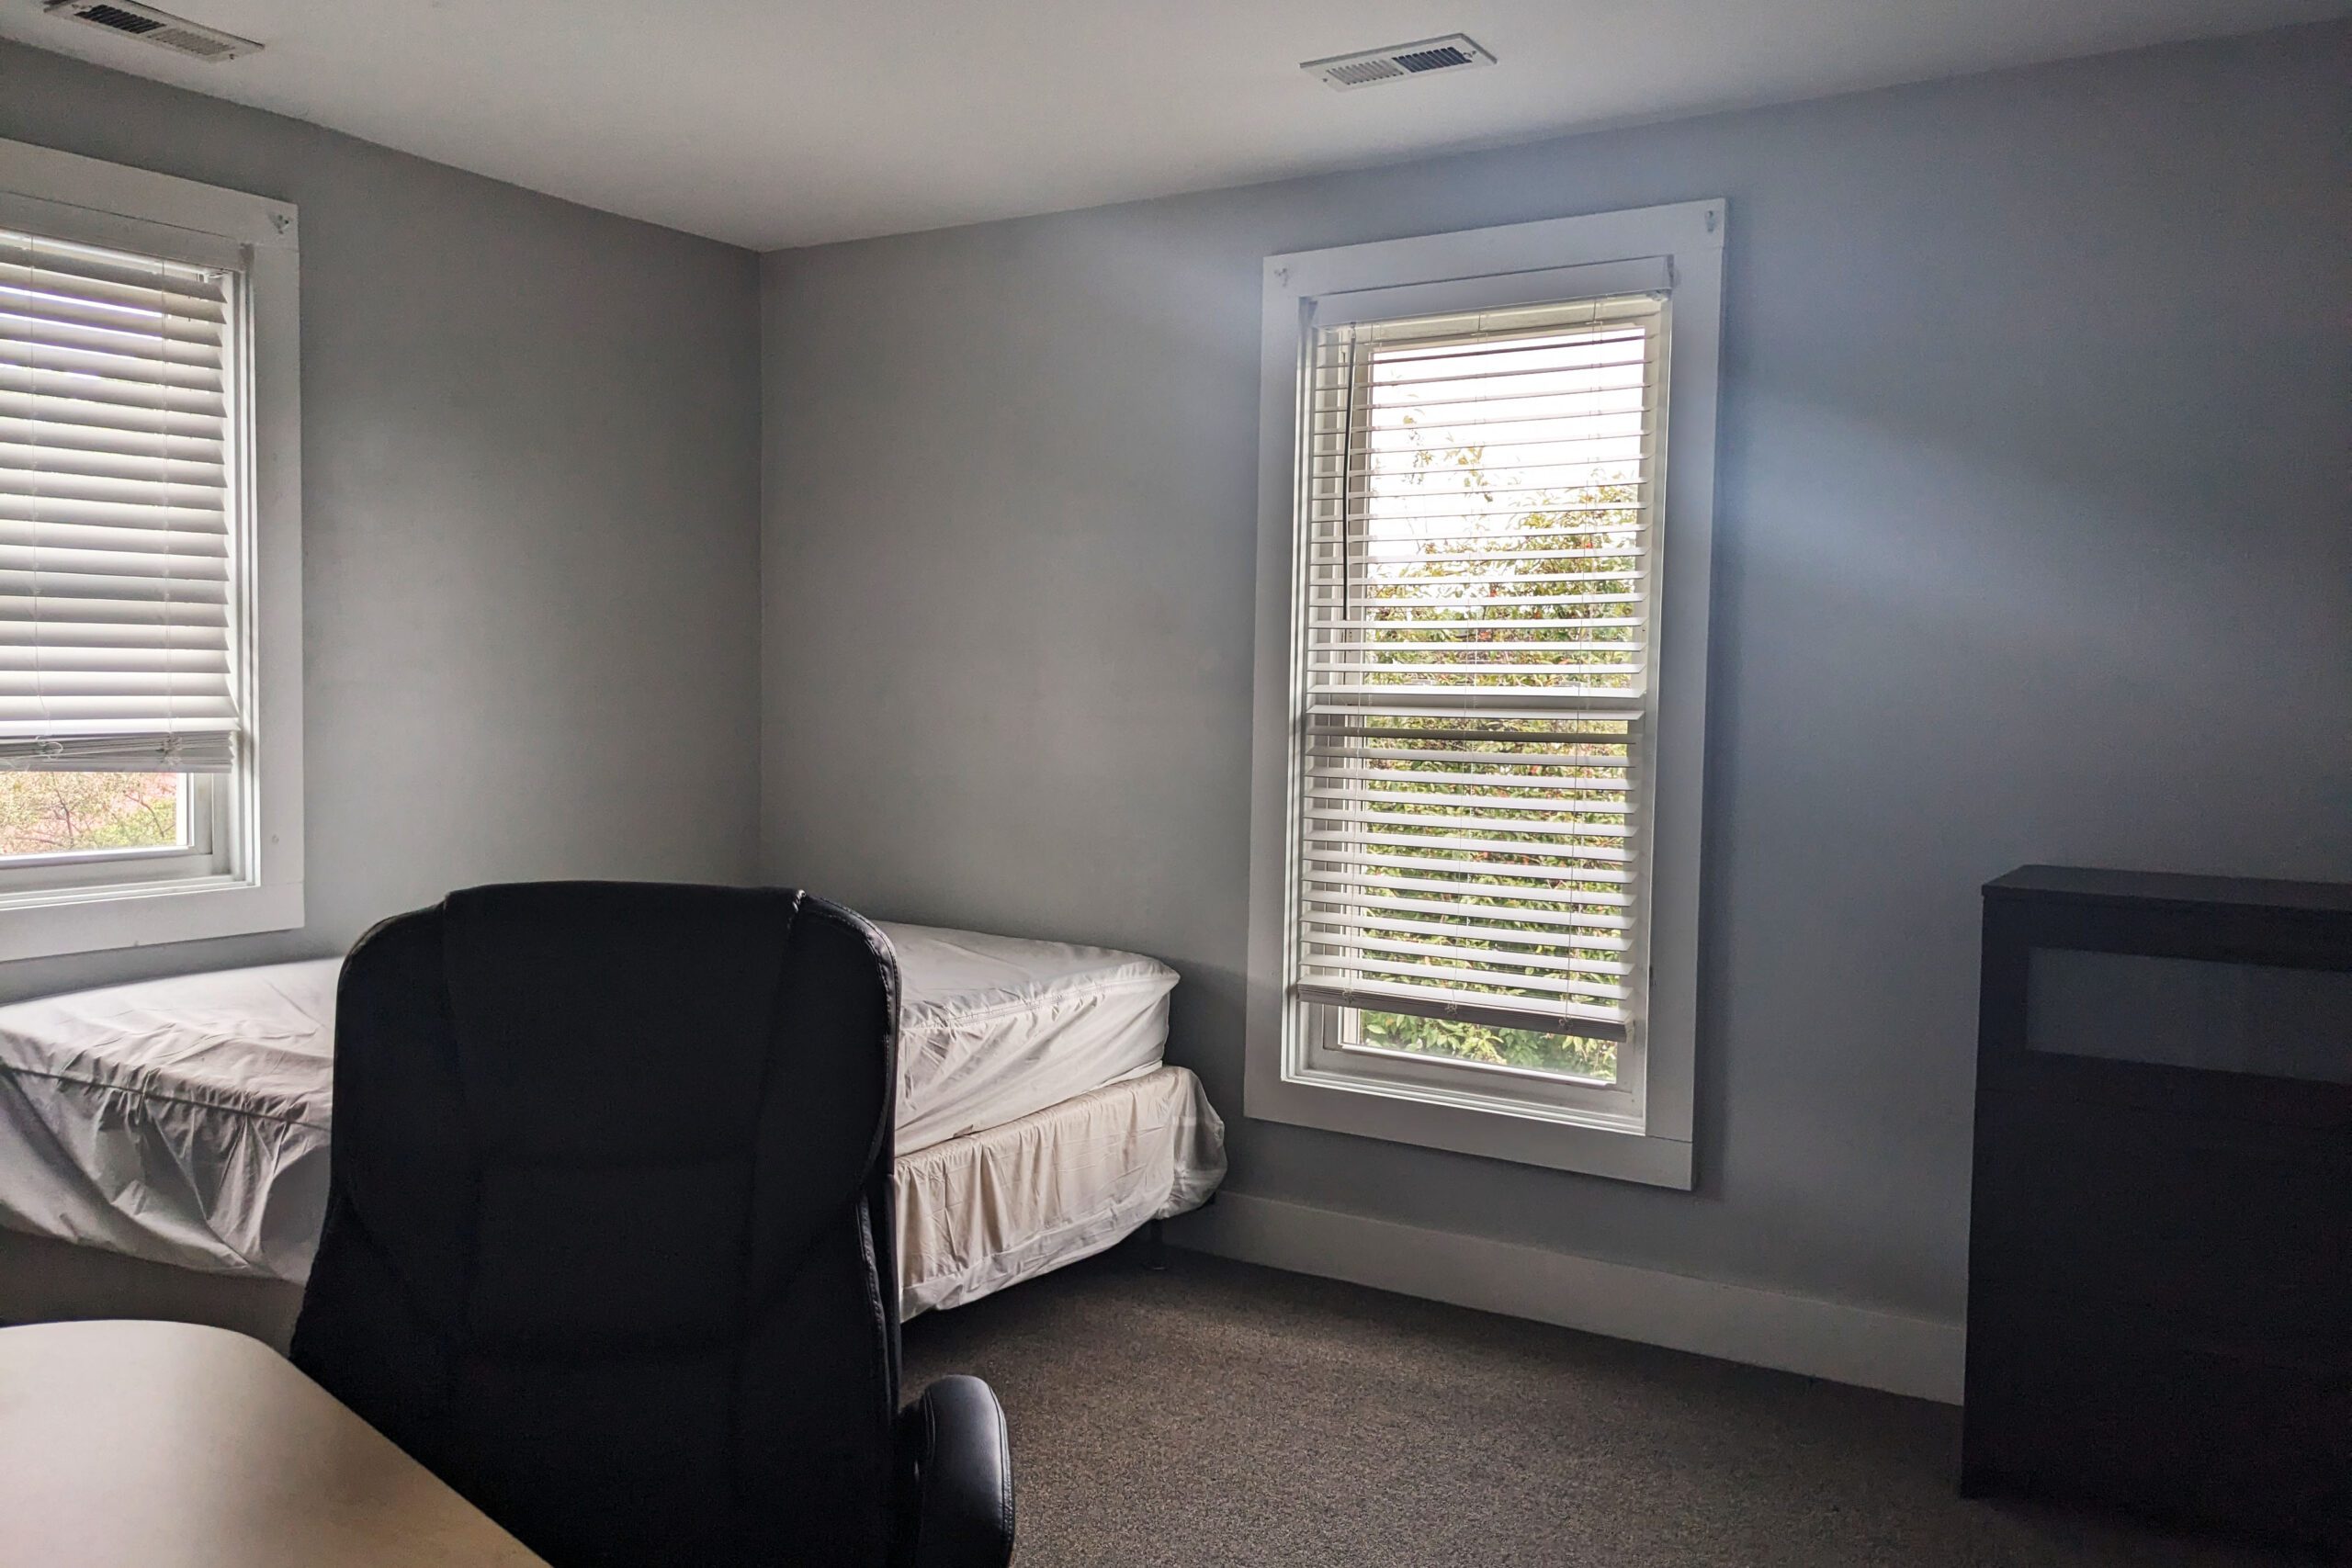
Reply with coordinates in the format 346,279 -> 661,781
0,41 -> 763,1002
762,21 -> 2352,1323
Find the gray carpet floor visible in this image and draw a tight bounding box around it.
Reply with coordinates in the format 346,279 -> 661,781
900,1241 -> 2317,1568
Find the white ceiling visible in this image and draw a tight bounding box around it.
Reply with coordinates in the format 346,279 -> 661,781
3,0 -> 2341,250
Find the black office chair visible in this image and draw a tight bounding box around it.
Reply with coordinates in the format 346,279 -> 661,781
290,882 -> 1014,1568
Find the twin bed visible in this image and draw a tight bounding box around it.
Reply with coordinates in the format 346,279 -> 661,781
0,920 -> 1223,1327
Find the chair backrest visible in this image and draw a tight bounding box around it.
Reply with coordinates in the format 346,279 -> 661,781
291,882 -> 903,1568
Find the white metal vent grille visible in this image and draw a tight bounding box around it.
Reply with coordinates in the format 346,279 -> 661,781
1303,34 -> 1495,92
1293,292 -> 1666,1039
44,1 -> 261,61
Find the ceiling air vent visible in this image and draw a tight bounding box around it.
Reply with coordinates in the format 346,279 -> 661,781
44,0 -> 261,61
1303,34 -> 1495,91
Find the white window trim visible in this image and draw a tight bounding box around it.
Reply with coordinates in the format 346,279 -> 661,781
1244,200 -> 1723,1188
0,139 -> 302,961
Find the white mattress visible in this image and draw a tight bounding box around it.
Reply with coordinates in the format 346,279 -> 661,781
0,960 -> 336,1284
894,1063 -> 1223,1318
879,921 -> 1178,1153
0,925 -> 1191,1290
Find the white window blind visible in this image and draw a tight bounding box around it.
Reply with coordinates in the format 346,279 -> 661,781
1295,293 -> 1665,1043
0,226 -> 239,773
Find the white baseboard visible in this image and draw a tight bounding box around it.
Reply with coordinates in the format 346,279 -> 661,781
1165,1191 -> 1964,1404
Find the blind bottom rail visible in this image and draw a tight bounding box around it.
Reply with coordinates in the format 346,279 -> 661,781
0,730 -> 234,772
1295,981 -> 1628,1043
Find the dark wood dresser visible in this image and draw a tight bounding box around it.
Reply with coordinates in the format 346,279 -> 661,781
1962,866 -> 2351,1555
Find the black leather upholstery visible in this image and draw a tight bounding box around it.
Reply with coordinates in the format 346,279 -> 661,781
896,1376 -> 1015,1568
290,882 -> 1014,1568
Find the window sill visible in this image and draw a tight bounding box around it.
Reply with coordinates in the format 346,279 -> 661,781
1245,1051 -> 1694,1189
0,877 -> 303,963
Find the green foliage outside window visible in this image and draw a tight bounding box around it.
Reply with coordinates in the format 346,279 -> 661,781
1359,1009 -> 1618,1081
0,773 -> 182,857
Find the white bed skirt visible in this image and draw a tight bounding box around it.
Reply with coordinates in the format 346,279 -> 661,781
0,944 -> 1223,1323
897,1064 -> 1223,1317
0,1062 -> 1224,1333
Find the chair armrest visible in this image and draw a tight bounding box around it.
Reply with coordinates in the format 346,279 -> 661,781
895,1375 -> 1014,1568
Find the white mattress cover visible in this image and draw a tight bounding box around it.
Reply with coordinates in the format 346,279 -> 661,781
0,927 -> 1184,1284
879,921 -> 1179,1154
894,1063 -> 1223,1318
0,960 -> 337,1282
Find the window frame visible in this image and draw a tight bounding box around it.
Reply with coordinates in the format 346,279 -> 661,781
0,139 -> 302,961
1245,201 -> 1724,1188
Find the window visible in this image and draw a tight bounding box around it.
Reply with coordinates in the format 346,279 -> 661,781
1245,203 -> 1724,1186
0,140 -> 301,961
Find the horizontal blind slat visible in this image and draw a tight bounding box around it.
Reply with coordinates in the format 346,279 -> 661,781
1298,952 -> 1629,1001
1301,888 -> 1632,931
0,288 -> 223,343
1312,476 -> 1645,507
1309,565 -> 1644,588
0,596 -> 226,629
1308,797 -> 1630,824
0,544 -> 231,582
1306,851 -> 1635,886
0,570 -> 229,605
4,365 -> 224,420
1306,910 -> 1634,952
1,233 -> 226,292
1358,345 -> 1653,377
1305,931 -> 1633,976
0,645 -> 228,671
1306,598 -> 1636,617
0,263 -> 225,320
1295,981 -> 1627,1035
1314,615 -> 1644,627
1316,340 -> 1651,382
1306,768 -> 1629,791
1304,830 -> 1635,864
0,391 -> 226,445
0,299 -> 219,349
0,485 -> 228,516
1303,870 -> 1634,908
0,528 -> 230,565
1310,781 -> 1632,809
4,338 -> 223,393
1314,787 -> 1630,810
1317,423 -> 1658,462
1307,668 -> 1645,684
0,675 -> 233,703
1312,385 -> 1648,422
0,446 -> 225,489
1306,538 -> 1642,561
0,695 -> 237,722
